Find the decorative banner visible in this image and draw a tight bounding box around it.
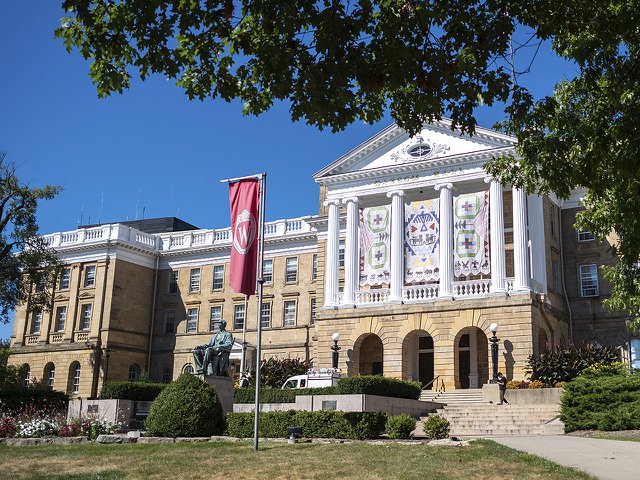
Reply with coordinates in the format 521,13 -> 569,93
453,190 -> 490,277
228,179 -> 260,296
405,199 -> 440,282
359,205 -> 391,286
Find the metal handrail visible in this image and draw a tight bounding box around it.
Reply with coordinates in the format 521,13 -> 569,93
421,375 -> 441,390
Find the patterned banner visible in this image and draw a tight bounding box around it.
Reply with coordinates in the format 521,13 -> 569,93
359,205 -> 391,286
405,199 -> 440,282
453,190 -> 490,277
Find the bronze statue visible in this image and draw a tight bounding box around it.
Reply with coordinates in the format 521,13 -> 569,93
193,319 -> 234,377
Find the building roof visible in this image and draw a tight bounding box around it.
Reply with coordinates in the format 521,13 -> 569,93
83,217 -> 200,234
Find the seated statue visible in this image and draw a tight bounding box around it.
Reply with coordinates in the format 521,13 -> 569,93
193,319 -> 234,377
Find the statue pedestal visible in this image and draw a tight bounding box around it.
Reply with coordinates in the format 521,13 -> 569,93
198,374 -> 234,414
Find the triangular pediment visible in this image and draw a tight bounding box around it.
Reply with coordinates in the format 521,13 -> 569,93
314,120 -> 516,182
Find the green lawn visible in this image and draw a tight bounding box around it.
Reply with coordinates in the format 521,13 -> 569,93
0,439 -> 595,480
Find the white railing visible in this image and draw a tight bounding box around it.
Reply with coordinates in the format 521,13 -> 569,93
504,277 -> 514,292
192,232 -> 207,244
169,236 -> 184,247
264,224 -> 278,235
25,335 -> 39,346
403,284 -> 439,301
60,232 -> 78,244
214,229 -> 231,241
452,279 -> 491,297
50,333 -> 63,343
355,289 -> 390,304
335,292 -> 344,304
286,220 -> 303,232
135,232 -> 156,247
74,331 -> 89,342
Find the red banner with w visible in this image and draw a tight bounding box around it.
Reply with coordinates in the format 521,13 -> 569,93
229,179 -> 260,296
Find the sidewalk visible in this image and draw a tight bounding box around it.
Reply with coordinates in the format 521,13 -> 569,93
492,435 -> 640,480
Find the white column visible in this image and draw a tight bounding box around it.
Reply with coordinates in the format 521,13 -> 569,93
323,199 -> 341,306
387,190 -> 405,302
485,177 -> 506,293
435,183 -> 454,298
342,197 -> 359,306
512,187 -> 531,291
527,194 -> 547,293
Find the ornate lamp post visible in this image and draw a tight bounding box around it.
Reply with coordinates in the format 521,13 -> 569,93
331,332 -> 341,369
489,323 -> 499,383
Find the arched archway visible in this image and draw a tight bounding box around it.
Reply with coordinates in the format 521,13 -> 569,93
454,327 -> 489,389
402,330 -> 434,386
355,334 -> 383,376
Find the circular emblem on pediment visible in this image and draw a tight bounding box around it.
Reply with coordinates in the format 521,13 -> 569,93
391,135 -> 450,164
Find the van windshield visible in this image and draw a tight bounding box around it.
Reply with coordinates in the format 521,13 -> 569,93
282,380 -> 297,389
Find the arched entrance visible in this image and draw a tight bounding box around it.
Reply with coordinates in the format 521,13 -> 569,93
402,330 -> 434,387
357,334 -> 383,375
455,327 -> 489,389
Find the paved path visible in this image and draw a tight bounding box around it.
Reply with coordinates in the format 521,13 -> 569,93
493,435 -> 640,480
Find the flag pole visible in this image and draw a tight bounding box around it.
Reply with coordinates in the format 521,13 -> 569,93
240,295 -> 248,375
252,173 -> 266,451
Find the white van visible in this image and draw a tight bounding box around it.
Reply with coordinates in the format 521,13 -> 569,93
281,368 -> 342,389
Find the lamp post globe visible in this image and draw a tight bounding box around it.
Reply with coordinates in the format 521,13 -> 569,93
330,332 -> 341,369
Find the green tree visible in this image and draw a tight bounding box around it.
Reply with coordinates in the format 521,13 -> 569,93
0,152 -> 62,324
56,1 -> 640,329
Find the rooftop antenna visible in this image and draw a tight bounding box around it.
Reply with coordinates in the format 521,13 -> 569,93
98,192 -> 104,224
78,204 -> 84,226
169,186 -> 173,217
135,188 -> 141,220
142,206 -> 146,220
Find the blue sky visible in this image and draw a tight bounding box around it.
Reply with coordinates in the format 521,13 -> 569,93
0,2 -> 576,339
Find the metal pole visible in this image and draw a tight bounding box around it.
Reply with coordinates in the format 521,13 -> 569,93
253,174 -> 267,451
331,340 -> 340,369
240,295 -> 248,375
490,333 -> 499,383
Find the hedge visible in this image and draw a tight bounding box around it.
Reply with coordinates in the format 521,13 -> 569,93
234,386 -> 337,404
0,389 -> 68,412
561,373 -> 640,432
336,376 -> 421,400
99,381 -> 166,401
226,410 -> 386,439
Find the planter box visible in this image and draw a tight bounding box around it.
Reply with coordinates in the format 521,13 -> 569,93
67,399 -> 149,430
233,394 -> 438,416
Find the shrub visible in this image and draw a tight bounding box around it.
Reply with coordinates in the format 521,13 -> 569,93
528,343 -> 620,386
422,415 -> 450,439
256,357 -> 313,388
528,380 -> 544,389
234,386 -> 337,404
0,389 -> 68,412
0,416 -> 16,437
336,376 -> 421,400
385,414 -> 416,439
506,380 -> 524,389
99,381 -> 166,401
580,361 -> 628,378
144,374 -> 224,437
17,419 -> 58,438
226,410 -> 386,440
561,372 -> 640,432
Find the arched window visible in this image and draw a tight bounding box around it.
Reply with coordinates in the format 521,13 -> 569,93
23,364 -> 30,388
44,362 -> 55,391
182,364 -> 194,375
128,363 -> 141,382
68,362 -> 81,394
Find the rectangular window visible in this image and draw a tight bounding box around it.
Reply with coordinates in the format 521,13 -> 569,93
84,265 -> 96,288
164,310 -> 175,334
310,298 -> 316,325
212,265 -> 224,290
189,268 -> 201,293
312,254 -> 318,280
580,264 -> 599,297
59,268 -> 70,290
186,308 -> 198,333
210,306 -> 222,332
261,302 -> 271,328
263,259 -> 273,284
549,204 -> 557,238
552,260 -> 561,293
80,304 -> 92,330
285,257 -> 298,283
168,271 -> 179,294
47,368 -> 55,390
234,304 -> 245,330
31,310 -> 42,334
55,306 -> 67,331
578,230 -> 595,242
338,239 -> 346,267
72,366 -> 81,394
283,300 -> 297,327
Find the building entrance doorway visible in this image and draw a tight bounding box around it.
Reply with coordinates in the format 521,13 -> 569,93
402,330 -> 434,387
357,334 -> 383,376
455,327 -> 489,389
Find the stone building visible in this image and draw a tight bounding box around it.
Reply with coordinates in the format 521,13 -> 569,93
8,121 -> 633,397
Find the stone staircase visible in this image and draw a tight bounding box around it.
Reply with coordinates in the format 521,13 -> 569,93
417,390 -> 564,437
